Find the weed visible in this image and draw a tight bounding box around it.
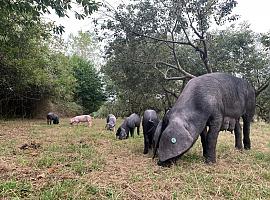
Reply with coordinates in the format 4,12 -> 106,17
37,155 -> 55,168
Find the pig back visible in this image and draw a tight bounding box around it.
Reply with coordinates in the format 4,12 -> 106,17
176,73 -> 255,121
107,114 -> 116,127
143,110 -> 158,123
76,115 -> 91,122
127,113 -> 141,128
143,110 -> 159,131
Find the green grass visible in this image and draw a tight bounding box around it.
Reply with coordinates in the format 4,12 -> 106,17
0,119 -> 269,199
0,180 -> 32,199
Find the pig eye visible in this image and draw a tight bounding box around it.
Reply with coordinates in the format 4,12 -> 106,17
171,138 -> 177,144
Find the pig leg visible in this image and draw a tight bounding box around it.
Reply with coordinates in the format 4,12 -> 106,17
229,119 -> 236,132
242,116 -> 251,149
205,119 -> 221,163
143,134 -> 149,154
88,120 -> 92,127
234,120 -> 243,149
130,128 -> 135,138
126,129 -> 130,139
200,127 -> 208,158
148,132 -> 153,150
137,125 -> 140,135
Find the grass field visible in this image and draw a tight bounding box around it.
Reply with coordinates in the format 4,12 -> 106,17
0,118 -> 269,199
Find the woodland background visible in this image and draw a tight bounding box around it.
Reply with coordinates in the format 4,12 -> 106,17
0,0 -> 269,121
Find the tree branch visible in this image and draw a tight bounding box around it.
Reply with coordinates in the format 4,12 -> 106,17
155,62 -> 190,80
132,31 -> 191,46
169,22 -> 196,79
131,57 -> 195,80
256,77 -> 270,97
161,85 -> 178,99
187,12 -> 203,39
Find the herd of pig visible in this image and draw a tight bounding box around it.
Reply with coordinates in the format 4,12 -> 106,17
46,113 -> 92,127
46,73 -> 256,166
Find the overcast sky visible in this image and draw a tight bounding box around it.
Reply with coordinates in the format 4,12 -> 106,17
46,0 -> 270,38
233,0 -> 270,33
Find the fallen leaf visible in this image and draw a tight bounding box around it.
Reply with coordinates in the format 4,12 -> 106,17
37,173 -> 46,179
47,167 -> 56,174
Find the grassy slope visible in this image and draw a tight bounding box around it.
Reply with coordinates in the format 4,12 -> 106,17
0,118 -> 269,200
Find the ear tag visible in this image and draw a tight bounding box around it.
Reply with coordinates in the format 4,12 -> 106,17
171,137 -> 177,144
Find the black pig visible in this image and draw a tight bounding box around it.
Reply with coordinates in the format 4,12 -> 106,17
116,113 -> 141,140
142,109 -> 159,154
155,73 -> 255,165
47,112 -> 59,125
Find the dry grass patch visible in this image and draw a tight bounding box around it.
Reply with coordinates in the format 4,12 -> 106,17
0,119 -> 269,199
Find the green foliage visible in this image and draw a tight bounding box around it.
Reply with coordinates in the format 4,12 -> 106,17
0,18 -> 50,116
209,24 -> 269,80
70,55 -> 105,113
0,0 -> 100,118
100,0 -> 239,74
261,31 -> 270,51
97,0 -> 240,115
256,86 -> 270,122
0,0 -> 99,34
101,37 -> 180,116
99,1 -> 269,120
0,27 -> 78,117
67,31 -> 101,64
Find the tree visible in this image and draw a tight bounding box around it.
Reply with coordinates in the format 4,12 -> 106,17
208,24 -> 269,86
66,31 -> 106,113
0,28 -> 77,117
67,31 -> 102,67
99,0 -> 270,120
257,31 -> 270,122
0,0 -> 99,34
70,55 -> 105,113
100,0 -> 238,79
0,0 -> 100,117
101,37 -> 180,116
99,0 -> 238,115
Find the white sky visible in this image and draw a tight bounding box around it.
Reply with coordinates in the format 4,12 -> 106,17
45,0 -> 270,38
233,0 -> 270,33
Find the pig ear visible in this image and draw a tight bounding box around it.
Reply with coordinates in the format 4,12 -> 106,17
158,125 -> 194,162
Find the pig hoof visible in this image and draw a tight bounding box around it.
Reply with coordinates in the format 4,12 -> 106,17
205,159 -> 216,165
235,146 -> 243,150
157,160 -> 173,167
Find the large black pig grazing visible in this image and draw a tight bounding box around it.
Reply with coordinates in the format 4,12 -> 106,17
142,109 -> 159,154
116,113 -> 141,140
47,112 -> 59,125
155,73 -> 255,165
